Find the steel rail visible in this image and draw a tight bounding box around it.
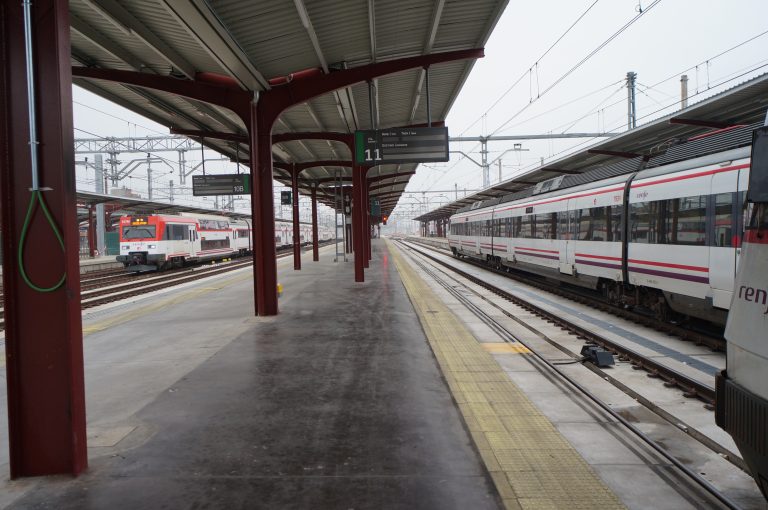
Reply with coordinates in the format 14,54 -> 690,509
411,238 -> 726,352
396,239 -> 739,510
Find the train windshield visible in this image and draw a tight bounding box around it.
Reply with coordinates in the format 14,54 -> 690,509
122,226 -> 157,239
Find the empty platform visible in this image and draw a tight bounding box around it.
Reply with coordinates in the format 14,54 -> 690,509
1,242 -> 500,509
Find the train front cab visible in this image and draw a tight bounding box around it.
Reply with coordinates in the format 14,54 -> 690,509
716,124 -> 768,499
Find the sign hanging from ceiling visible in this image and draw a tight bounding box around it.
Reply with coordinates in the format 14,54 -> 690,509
354,127 -> 449,165
192,174 -> 250,196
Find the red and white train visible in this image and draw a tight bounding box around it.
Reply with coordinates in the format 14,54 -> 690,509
117,213 -> 330,271
449,140 -> 753,326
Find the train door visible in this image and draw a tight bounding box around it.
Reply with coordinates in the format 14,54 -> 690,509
188,225 -> 198,258
709,168 -> 742,309
559,202 -> 575,274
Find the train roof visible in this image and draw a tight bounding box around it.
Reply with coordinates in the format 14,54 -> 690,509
453,122 -> 759,215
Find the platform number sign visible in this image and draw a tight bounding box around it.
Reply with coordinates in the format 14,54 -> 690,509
281,191 -> 292,205
354,127 -> 449,165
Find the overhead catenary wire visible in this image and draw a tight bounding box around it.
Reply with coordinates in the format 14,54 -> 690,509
460,0 -> 603,137
489,0 -> 662,137
414,2 -> 662,196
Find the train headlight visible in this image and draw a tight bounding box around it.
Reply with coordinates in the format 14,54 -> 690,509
147,244 -> 157,249
122,245 -> 130,250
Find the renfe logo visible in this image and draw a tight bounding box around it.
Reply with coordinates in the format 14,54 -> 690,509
738,285 -> 768,315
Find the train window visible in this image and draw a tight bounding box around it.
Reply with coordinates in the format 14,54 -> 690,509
609,205 -> 623,242
557,211 -> 569,240
534,213 -> 556,239
513,216 -> 522,237
520,215 -> 534,238
590,207 -> 607,241
164,224 -> 186,241
576,208 -> 592,241
713,193 -> 734,247
122,226 -> 156,239
664,195 -> 707,245
629,202 -> 660,243
201,238 -> 231,250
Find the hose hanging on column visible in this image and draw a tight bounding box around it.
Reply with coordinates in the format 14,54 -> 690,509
19,0 -> 67,292
18,190 -> 66,292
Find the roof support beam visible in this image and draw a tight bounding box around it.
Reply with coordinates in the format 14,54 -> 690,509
71,66 -> 252,119
257,48 -> 484,129
410,0 -> 446,122
170,127 -> 248,143
81,0 -> 196,79
70,14 -> 144,70
160,0 -> 269,90
274,160 -> 353,175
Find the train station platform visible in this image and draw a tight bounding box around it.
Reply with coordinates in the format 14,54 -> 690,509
1,240 -> 625,509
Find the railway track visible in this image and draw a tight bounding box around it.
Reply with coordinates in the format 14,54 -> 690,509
0,242 -> 334,331
401,239 -> 716,405
410,238 -> 726,352
395,239 -> 741,509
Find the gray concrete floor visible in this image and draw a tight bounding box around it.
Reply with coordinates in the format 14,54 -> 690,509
0,243 -> 500,510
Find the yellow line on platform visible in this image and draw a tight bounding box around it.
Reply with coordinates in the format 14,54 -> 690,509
386,240 -> 624,510
483,343 -> 532,354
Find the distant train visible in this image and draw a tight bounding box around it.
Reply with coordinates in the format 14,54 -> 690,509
449,144 -> 751,326
117,213 -> 331,271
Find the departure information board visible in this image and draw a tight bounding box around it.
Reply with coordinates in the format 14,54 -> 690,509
192,174 -> 250,196
355,127 -> 449,165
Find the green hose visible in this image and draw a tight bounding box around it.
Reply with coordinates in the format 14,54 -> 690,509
18,190 -> 66,292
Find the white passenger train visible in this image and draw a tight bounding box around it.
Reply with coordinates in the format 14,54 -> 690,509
717,123 -> 768,500
117,213 -> 331,271
449,133 -> 754,326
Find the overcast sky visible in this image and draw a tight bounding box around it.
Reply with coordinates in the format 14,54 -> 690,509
72,0 -> 768,222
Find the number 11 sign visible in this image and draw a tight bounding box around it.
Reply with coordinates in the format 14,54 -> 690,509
354,127 -> 449,165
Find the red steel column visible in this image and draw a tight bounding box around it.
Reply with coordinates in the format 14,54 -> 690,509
291,165 -> 301,270
249,102 -> 278,315
0,0 -> 87,477
352,165 -> 364,282
363,180 -> 370,267
311,186 -> 319,262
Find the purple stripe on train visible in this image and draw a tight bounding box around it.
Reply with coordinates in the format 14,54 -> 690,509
576,259 -> 622,270
629,266 -> 710,284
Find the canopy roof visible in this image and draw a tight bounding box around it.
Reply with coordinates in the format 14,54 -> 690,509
70,0 -> 509,215
415,72 -> 768,221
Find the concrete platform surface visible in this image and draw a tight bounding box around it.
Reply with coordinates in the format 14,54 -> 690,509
1,243 -> 499,509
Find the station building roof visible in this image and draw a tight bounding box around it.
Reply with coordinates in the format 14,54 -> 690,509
415,72 -> 768,222
69,0 -> 509,216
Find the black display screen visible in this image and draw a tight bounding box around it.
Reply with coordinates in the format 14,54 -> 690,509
748,126 -> 768,203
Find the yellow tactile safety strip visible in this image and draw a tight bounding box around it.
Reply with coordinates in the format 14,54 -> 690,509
386,240 -> 625,510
